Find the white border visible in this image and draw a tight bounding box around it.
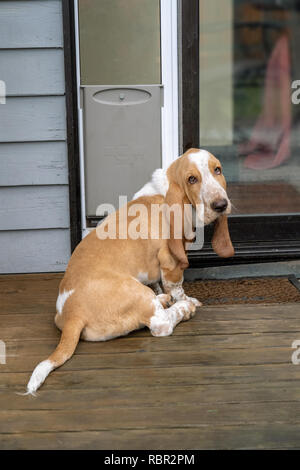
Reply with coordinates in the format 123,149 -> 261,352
74,0 -> 179,237
160,0 -> 179,168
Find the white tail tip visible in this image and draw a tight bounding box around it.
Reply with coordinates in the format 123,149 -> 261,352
16,390 -> 38,397
26,359 -> 54,394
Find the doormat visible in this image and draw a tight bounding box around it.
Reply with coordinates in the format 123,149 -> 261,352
183,276 -> 300,305
228,182 -> 300,215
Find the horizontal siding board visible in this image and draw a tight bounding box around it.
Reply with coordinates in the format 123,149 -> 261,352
0,142 -> 68,186
0,96 -> 66,142
0,49 -> 65,96
0,229 -> 70,273
0,1 -> 63,49
0,186 -> 70,231
0,0 -> 72,273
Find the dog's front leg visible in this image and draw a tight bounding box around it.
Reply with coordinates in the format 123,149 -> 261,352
150,281 -> 163,295
161,266 -> 202,313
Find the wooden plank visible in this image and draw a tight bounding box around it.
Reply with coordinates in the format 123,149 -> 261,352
2,363 -> 300,391
0,96 -> 66,142
3,331 -> 300,356
2,346 -> 294,374
2,381 -> 300,411
0,273 -> 63,283
1,424 -> 300,449
0,1 -> 63,49
2,309 -> 300,340
0,186 -> 69,230
0,142 -> 68,186
0,49 -> 65,96
0,273 -> 62,314
0,229 -> 70,274
1,401 -> 300,434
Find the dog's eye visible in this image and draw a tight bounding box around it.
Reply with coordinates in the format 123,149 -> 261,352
214,167 -> 222,175
188,176 -> 198,184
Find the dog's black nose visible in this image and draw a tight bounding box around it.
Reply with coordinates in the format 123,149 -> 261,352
211,199 -> 228,213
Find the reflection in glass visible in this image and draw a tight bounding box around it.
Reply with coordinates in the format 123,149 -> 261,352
199,0 -> 300,215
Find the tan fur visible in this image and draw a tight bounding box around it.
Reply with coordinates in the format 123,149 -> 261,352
26,149 -> 234,392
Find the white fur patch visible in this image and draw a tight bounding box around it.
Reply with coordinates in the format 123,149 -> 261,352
150,298 -> 173,336
189,150 -> 230,224
56,289 -> 75,315
131,272 -> 161,288
133,168 -> 169,200
136,271 -> 160,286
26,359 -> 54,395
137,272 -> 150,284
189,150 -> 227,200
150,298 -> 195,337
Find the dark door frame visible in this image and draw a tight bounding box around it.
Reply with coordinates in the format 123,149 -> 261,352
181,0 -> 199,153
181,0 -> 300,268
62,0 -> 82,252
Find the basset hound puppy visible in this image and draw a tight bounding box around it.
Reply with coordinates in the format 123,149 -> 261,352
25,148 -> 234,394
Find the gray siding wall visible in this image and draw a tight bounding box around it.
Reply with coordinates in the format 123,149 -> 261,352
0,0 -> 71,273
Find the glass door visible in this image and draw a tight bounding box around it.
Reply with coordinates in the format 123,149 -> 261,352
181,0 -> 300,267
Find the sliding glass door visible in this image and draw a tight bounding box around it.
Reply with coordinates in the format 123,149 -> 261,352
181,0 -> 300,267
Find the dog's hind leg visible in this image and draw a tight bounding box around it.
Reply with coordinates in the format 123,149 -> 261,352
146,297 -> 196,337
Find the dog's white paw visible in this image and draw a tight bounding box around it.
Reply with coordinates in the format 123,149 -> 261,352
176,299 -> 197,321
186,296 -> 202,307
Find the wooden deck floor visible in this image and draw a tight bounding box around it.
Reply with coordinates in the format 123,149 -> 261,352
1,273 -> 300,450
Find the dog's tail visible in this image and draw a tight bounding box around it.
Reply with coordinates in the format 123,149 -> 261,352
25,316 -> 85,395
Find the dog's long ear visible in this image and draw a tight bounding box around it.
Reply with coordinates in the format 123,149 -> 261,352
165,182 -> 189,270
212,215 -> 234,258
